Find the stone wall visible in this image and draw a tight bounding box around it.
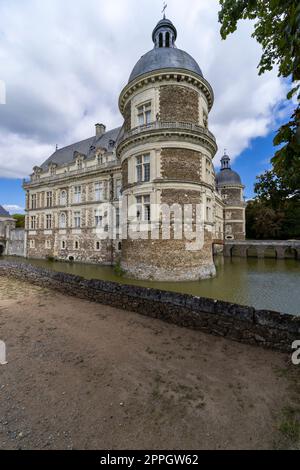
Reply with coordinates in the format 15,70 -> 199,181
159,85 -> 199,124
124,102 -> 132,132
161,148 -> 202,182
0,260 -> 298,352
7,228 -> 25,257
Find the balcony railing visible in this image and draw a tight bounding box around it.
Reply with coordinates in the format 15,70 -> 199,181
120,121 -> 216,143
23,160 -> 120,186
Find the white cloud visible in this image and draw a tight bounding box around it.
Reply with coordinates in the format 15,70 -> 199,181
3,204 -> 24,214
0,0 -> 290,178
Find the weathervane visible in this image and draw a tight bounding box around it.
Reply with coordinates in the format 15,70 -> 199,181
162,2 -> 167,18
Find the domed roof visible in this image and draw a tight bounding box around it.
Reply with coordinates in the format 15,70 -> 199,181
216,152 -> 242,186
216,168 -> 242,186
129,47 -> 203,83
128,17 -> 203,83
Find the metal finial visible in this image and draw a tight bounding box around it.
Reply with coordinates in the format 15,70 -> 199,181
56,144 -> 58,151
162,2 -> 167,18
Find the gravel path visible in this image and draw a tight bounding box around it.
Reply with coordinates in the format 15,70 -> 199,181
0,276 -> 299,450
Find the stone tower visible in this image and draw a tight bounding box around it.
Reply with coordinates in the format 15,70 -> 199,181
216,152 -> 246,240
117,17 -> 221,281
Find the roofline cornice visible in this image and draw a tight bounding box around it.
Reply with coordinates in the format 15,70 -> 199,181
119,69 -> 214,114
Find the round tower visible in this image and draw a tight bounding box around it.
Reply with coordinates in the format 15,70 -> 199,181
216,152 -> 246,240
117,17 -> 218,281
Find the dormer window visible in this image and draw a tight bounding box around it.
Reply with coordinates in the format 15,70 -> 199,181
77,159 -> 83,170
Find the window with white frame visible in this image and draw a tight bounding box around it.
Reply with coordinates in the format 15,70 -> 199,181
136,154 -> 150,183
46,214 -> 52,230
74,186 -> 81,204
137,102 -> 151,126
60,190 -> 67,206
59,212 -> 67,229
31,194 -> 37,209
95,182 -> 103,201
136,195 -> 151,222
94,209 -> 102,227
30,216 -> 37,230
29,239 -> 35,249
74,211 -> 81,228
46,191 -> 53,208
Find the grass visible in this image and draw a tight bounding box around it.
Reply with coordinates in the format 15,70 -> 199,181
279,406 -> 300,444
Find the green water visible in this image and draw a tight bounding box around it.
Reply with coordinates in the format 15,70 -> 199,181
4,256 -> 300,316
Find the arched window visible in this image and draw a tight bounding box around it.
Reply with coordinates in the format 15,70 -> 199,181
159,33 -> 163,48
166,32 -> 170,48
59,213 -> 66,229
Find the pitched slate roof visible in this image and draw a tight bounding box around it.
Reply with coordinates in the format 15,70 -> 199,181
41,127 -> 122,170
0,205 -> 10,217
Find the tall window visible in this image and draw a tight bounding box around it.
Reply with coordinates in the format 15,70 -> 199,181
166,32 -> 170,47
60,190 -> 67,206
31,194 -> 37,209
77,160 -> 83,170
94,209 -> 102,227
46,191 -> 53,208
136,154 -> 150,183
46,214 -> 52,230
74,211 -> 81,228
30,216 -> 37,230
206,198 -> 212,222
116,207 -> 120,228
136,195 -> 151,222
95,182 -> 103,201
115,179 -> 122,199
137,102 -> 151,126
59,213 -> 66,229
74,186 -> 81,204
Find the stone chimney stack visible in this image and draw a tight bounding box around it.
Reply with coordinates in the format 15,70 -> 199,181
95,123 -> 106,137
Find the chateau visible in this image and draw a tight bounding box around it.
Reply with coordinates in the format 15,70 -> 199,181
23,17 -> 246,281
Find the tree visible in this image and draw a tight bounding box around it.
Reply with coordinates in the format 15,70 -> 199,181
13,214 -> 25,229
218,0 -> 300,188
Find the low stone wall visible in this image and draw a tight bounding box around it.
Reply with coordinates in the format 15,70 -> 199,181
0,260 -> 299,352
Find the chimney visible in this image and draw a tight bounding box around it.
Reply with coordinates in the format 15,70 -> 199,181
95,123 -> 106,137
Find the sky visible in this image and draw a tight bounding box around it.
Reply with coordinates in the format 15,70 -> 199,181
0,0 -> 292,213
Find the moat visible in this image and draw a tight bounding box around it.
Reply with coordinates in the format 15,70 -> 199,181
4,255 -> 300,316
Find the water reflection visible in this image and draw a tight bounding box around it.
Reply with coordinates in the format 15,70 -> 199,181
4,255 -> 300,316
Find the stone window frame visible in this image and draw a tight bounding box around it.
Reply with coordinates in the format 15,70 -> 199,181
60,190 -> 67,206
31,193 -> 37,210
29,239 -> 35,249
61,239 -> 66,250
74,239 -> 80,250
95,182 -> 103,202
137,101 -> 152,127
94,208 -> 103,228
73,185 -> 82,204
30,215 -> 37,230
74,210 -> 81,229
95,241 -> 101,251
46,191 -> 53,208
136,194 -> 151,222
46,214 -> 52,230
136,154 -> 150,183
59,212 -> 67,229
45,239 -> 51,249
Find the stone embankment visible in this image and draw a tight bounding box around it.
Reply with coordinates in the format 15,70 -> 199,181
0,260 -> 299,352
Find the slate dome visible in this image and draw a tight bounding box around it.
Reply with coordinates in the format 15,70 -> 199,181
216,153 -> 242,186
128,18 -> 203,83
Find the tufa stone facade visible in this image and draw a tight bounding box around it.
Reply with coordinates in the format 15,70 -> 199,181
23,17 -> 245,281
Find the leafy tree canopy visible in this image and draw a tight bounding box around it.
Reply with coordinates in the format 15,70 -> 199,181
219,0 -> 300,190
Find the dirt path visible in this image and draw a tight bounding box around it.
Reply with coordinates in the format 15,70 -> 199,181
0,276 -> 299,450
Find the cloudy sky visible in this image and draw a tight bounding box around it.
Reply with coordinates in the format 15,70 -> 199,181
0,0 -> 291,212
